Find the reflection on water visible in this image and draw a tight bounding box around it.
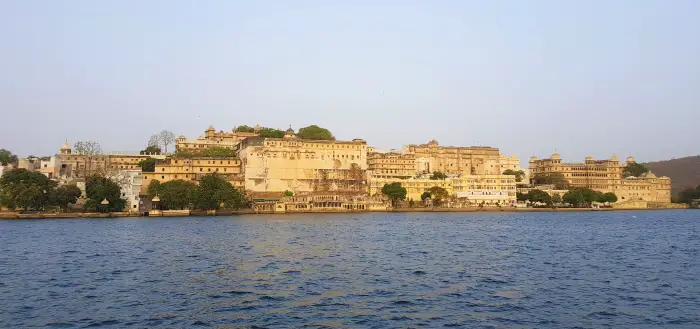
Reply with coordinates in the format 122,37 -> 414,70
1,211 -> 699,328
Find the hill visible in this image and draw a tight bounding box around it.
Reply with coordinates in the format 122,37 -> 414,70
644,155 -> 700,196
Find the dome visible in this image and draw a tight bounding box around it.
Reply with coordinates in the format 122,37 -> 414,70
642,171 -> 657,178
428,139 -> 439,145
585,156 -> 594,161
551,153 -> 561,160
509,155 -> 518,160
529,156 -> 538,161
610,155 -> 619,162
178,135 -> 186,139
286,126 -> 295,134
626,156 -> 636,163
207,125 -> 215,131
61,140 -> 70,150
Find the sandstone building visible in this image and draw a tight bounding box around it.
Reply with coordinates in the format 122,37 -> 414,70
403,139 -> 522,176
175,125 -> 260,152
144,157 -> 244,192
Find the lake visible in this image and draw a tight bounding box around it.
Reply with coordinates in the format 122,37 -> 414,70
1,210 -> 699,328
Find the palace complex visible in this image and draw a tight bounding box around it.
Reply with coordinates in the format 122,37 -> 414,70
6,123 -> 675,212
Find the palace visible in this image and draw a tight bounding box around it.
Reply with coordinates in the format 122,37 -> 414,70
367,150 -> 416,179
236,127 -> 367,195
403,140 -> 522,176
53,142 -> 164,179
529,154 -> 671,203
175,125 -> 260,152
143,157 -> 244,193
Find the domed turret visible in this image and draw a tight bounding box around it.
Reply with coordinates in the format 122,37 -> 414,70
529,156 -> 538,162
610,155 -> 619,162
60,140 -> 72,154
207,125 -> 215,131
284,125 -> 296,139
585,156 -> 594,162
626,156 -> 636,164
551,153 -> 561,160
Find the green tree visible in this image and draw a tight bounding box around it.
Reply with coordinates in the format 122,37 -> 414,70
52,184 -> 82,211
284,190 -> 294,197
84,175 -> 126,211
191,174 -> 245,210
678,186 -> 700,204
526,189 -> 552,206
140,145 -> 161,155
551,194 -> 562,204
421,191 -> 431,201
147,180 -> 161,198
0,168 -> 57,210
159,180 -> 196,210
381,182 -> 407,207
563,189 -> 586,207
296,125 -> 335,140
503,169 -> 526,182
428,186 -> 449,206
533,173 -> 569,189
199,147 -> 237,157
138,158 -> 157,172
602,192 -> 618,203
430,171 -> 447,180
0,149 -> 18,166
236,125 -> 256,133
622,162 -> 649,178
516,192 -> 528,202
259,127 -> 285,138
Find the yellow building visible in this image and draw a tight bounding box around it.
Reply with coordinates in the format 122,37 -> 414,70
368,174 -> 517,205
403,139 -> 522,176
175,125 -> 260,152
367,150 -> 416,179
237,127 -> 368,195
143,157 -> 244,192
55,142 -> 164,179
529,154 -> 671,203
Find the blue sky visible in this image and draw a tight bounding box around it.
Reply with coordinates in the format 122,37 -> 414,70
1,0 -> 698,164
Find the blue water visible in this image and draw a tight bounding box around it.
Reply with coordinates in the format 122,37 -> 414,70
1,210 -> 699,328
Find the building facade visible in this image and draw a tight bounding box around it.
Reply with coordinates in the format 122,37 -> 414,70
143,156 -> 244,193
403,140 -> 522,176
367,150 -> 416,179
175,125 -> 260,152
529,154 -> 671,203
55,142 -> 163,179
236,128 -> 368,195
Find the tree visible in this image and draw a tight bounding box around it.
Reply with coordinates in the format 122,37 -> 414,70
52,184 -> 82,211
503,169 -> 526,182
563,189 -> 586,207
199,147 -> 236,157
428,186 -> 449,206
430,171 -> 447,180
259,127 -> 285,138
421,191 -> 431,201
84,175 -> 125,211
602,192 -> 618,203
0,168 -> 57,210
296,125 -> 335,140
551,194 -> 562,205
236,125 -> 256,133
138,158 -> 157,172
191,174 -> 245,210
141,145 -> 161,155
622,162 -> 649,178
0,149 -> 18,166
147,179 -> 161,198
678,186 -> 700,204
516,192 -> 528,202
532,173 -> 568,189
381,182 -> 407,207
284,190 -> 294,197
73,141 -> 102,177
526,189 -> 552,206
159,130 -> 176,153
159,180 -> 197,210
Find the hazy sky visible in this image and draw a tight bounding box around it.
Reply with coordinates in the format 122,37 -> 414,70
1,0 -> 698,164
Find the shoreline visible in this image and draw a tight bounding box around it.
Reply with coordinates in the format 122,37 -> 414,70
0,207 -> 690,220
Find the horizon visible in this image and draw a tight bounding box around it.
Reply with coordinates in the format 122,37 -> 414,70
2,1 -> 698,163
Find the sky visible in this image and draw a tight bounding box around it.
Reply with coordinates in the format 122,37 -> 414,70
1,0 -> 698,164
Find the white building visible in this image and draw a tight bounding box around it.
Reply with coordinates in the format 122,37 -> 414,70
111,170 -> 143,214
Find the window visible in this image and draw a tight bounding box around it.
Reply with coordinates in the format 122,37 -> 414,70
200,168 -> 203,172
162,168 -> 164,172
161,176 -> 164,179
144,176 -> 147,179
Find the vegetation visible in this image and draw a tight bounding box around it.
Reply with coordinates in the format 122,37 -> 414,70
52,185 -> 82,211
138,158 -> 157,172
421,191 -> 432,201
147,179 -> 161,198
191,174 -> 246,210
284,190 -> 294,197
532,173 -> 568,189
525,189 -> 552,206
428,186 -> 449,206
259,127 -> 285,138
381,182 -> 407,207
0,169 -> 57,210
622,162 -> 649,178
430,171 -> 447,180
678,185 -> 700,205
296,125 -> 335,140
502,169 -> 526,182
236,125 -> 256,133
149,130 -> 176,154
175,146 -> 237,158
516,192 -> 528,202
551,194 -> 562,204
73,141 -> 102,177
602,192 -> 618,203
157,180 -> 197,210
84,175 -> 126,212
140,145 -> 161,155
0,149 -> 18,166
561,188 -> 617,207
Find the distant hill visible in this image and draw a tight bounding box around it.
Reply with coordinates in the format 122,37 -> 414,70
644,155 -> 700,195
